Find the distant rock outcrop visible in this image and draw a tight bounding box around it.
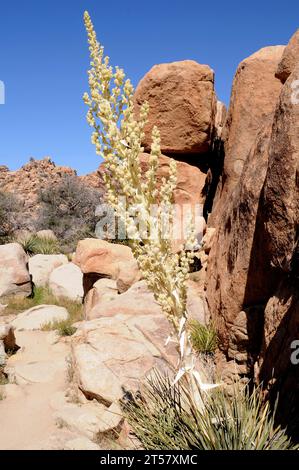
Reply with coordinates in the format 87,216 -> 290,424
0,157 -> 105,236
0,157 -> 76,210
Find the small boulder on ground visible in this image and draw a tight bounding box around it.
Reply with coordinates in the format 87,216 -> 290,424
88,279 -> 209,325
53,401 -> 106,441
0,243 -> 32,298
116,260 -> 141,294
74,239 -> 134,280
73,312 -> 178,405
11,305 -> 69,331
29,254 -> 68,287
87,280 -> 161,320
49,263 -> 83,302
84,279 -> 119,316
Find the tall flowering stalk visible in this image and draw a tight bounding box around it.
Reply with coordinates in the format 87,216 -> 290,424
83,11 -> 218,408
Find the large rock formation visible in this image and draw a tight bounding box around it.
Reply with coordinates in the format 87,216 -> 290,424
139,153 -> 207,206
206,119 -> 272,340
276,29 -> 299,83
0,157 -> 105,234
206,33 -> 299,429
0,158 -> 76,217
211,46 -> 284,223
262,61 -> 299,273
258,60 -> 299,422
140,153 -> 206,249
134,60 -> 216,156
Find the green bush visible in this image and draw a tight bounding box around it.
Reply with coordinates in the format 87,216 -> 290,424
123,371 -> 297,450
15,234 -> 60,255
33,236 -> 60,255
189,320 -> 218,355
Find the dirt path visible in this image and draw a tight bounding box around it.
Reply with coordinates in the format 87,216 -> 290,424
0,330 -> 77,450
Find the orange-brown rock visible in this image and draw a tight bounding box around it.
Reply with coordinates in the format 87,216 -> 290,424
257,61 -> 299,425
74,239 -> 134,281
211,46 -> 284,223
79,166 -> 106,193
206,119 -> 273,350
259,278 -> 299,429
139,153 -> 206,206
263,61 -> 299,273
276,29 -> 299,83
134,60 -> 216,155
0,158 -> 106,236
140,153 -> 206,250
207,46 -> 299,428
0,157 -> 76,211
261,278 -> 299,383
116,260 -> 142,294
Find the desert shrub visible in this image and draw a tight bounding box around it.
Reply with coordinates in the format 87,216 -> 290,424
189,320 -> 218,355
33,236 -> 60,254
15,234 -> 60,255
123,371 -> 297,450
15,234 -> 38,254
0,191 -> 22,243
36,175 -> 101,253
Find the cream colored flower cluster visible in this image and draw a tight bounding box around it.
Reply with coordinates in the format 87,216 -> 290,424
83,11 -> 220,406
83,11 -> 198,334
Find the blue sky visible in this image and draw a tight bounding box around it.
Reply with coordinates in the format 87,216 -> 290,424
0,0 -> 298,175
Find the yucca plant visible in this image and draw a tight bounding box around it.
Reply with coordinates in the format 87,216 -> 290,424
189,320 -> 218,355
83,11 -> 219,409
34,236 -> 60,254
123,371 -> 297,450
16,234 -> 39,255
16,234 -> 60,255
